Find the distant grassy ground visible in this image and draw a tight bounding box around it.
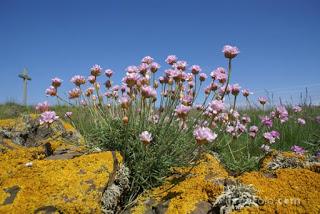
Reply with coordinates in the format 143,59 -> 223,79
1,102 -> 319,174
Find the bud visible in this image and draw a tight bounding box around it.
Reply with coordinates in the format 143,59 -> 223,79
122,116 -> 129,124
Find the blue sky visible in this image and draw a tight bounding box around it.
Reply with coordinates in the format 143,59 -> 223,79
0,0 -> 320,105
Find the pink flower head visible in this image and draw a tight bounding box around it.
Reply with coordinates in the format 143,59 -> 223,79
261,144 -> 271,153
210,83 -> 218,91
175,60 -> 187,71
175,104 -> 191,119
105,91 -> 112,98
191,65 -> 201,75
261,116 -> 273,128
297,118 -> 306,125
139,63 -> 149,75
241,116 -> 251,124
141,86 -> 157,99
275,106 -> 289,123
249,125 -> 259,138
242,89 -> 252,97
85,87 -> 95,96
293,105 -> 302,113
36,101 -> 49,113
199,73 -> 207,81
181,95 -> 193,106
270,130 -> 280,139
126,65 -> 139,73
65,112 -> 72,118
222,45 -> 240,59
263,132 -> 276,144
141,56 -> 154,65
71,75 -> 86,86
51,77 -> 62,88
209,100 -> 225,114
68,88 -> 81,99
45,86 -> 57,97
105,80 -> 112,88
316,116 -> 320,124
204,86 -> 211,95
193,127 -> 217,144
230,84 -> 241,96
119,96 -> 130,109
219,85 -> 231,95
291,145 -> 305,155
165,55 -> 177,65
39,111 -> 59,125
211,67 -> 227,84
90,64 -> 102,76
123,72 -> 140,87
88,75 -> 96,84
112,85 -> 120,92
150,62 -> 160,73
258,97 -> 268,105
139,131 -> 152,145
105,69 -> 113,78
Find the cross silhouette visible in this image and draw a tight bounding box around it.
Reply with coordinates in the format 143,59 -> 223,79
18,68 -> 31,106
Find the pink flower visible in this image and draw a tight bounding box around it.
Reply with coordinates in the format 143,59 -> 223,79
258,97 -> 268,105
71,75 -> 86,86
139,63 -> 149,75
105,80 -> 112,88
249,125 -> 258,138
88,75 -> 96,84
51,77 -> 62,88
175,104 -> 191,119
222,45 -> 240,59
181,95 -> 193,106
261,116 -> 273,128
263,131 -> 279,144
211,67 -> 227,83
68,88 -> 81,99
85,87 -> 95,96
293,105 -> 302,113
209,100 -> 225,114
175,60 -> 187,71
141,56 -> 154,65
242,89 -> 252,97
297,118 -> 306,125
45,86 -> 57,97
165,55 -> 177,65
126,65 -> 139,73
291,145 -> 305,155
90,64 -> 102,76
65,112 -> 72,118
261,144 -> 271,153
193,127 -> 217,144
123,72 -> 140,87
241,116 -> 251,124
316,116 -> 320,124
210,83 -> 218,91
39,111 -> 59,125
199,73 -> 207,81
150,62 -> 160,73
105,69 -> 113,78
141,86 -> 157,99
36,101 -> 49,113
139,131 -> 152,145
191,65 -> 201,75
119,96 -> 130,109
275,106 -> 289,123
230,84 -> 241,96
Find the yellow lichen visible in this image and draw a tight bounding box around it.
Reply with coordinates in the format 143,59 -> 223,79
0,142 -> 122,213
236,168 -> 320,213
132,154 -> 228,214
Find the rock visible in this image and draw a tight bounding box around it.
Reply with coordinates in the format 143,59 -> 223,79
0,115 -> 84,148
0,139 -> 123,213
190,201 -> 212,214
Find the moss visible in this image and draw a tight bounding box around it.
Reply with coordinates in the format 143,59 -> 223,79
132,154 -> 228,214
237,168 -> 320,213
0,142 -> 122,213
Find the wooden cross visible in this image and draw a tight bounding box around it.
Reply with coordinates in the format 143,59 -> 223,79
18,68 -> 31,106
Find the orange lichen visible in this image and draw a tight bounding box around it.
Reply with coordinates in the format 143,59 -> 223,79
0,142 -> 122,213
132,154 -> 228,214
237,168 -> 320,213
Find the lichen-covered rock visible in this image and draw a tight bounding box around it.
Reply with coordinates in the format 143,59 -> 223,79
0,139 -> 123,213
131,153 -> 228,214
237,168 -> 320,213
0,114 -> 84,147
